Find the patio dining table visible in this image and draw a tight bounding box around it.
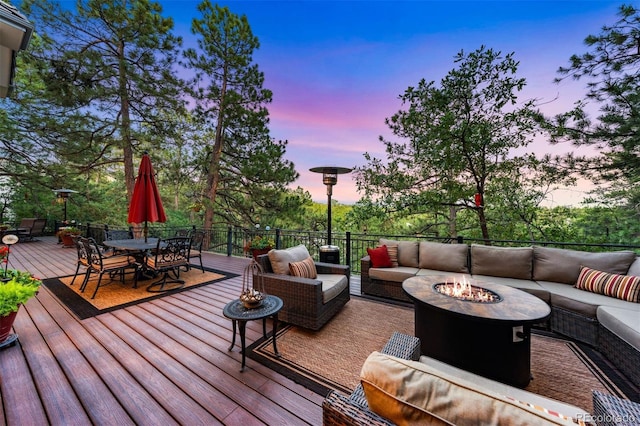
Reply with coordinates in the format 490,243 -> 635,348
102,238 -> 159,252
102,238 -> 162,280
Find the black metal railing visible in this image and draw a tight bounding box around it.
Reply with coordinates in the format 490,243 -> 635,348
72,223 -> 640,275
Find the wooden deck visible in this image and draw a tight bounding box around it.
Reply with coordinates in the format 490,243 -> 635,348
0,237 -> 335,425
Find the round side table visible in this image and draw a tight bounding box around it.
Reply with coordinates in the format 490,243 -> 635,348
223,294 -> 283,372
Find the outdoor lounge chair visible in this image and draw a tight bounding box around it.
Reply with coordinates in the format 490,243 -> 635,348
254,244 -> 350,331
15,218 -> 47,242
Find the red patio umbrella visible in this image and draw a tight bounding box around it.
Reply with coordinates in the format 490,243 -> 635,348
128,152 -> 166,242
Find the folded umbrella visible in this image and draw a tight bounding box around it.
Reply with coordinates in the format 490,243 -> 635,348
128,152 -> 166,242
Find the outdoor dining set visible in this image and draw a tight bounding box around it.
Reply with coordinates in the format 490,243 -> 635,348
70,229 -> 205,299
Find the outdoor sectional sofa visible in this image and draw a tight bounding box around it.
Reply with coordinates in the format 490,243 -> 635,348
360,239 -> 640,388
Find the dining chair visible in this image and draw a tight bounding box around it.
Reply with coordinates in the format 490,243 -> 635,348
80,237 -> 139,299
70,236 -> 90,286
104,229 -> 132,240
144,236 -> 191,293
188,230 -> 205,273
103,226 -> 133,254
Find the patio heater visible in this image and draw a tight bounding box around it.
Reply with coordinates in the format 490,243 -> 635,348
309,166 -> 352,263
53,188 -> 77,224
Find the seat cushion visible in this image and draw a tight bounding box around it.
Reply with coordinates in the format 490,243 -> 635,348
472,275 -> 549,303
103,255 -> 135,269
360,351 -> 583,425
318,274 -> 348,304
268,245 -> 311,275
369,266 -> 419,283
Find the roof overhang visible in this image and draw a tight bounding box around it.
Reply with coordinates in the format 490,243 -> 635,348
0,1 -> 34,97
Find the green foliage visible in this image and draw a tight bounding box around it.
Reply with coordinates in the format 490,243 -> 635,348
183,1 -> 299,230
0,270 -> 42,316
245,235 -> 275,250
355,46 -> 561,241
551,4 -> 640,206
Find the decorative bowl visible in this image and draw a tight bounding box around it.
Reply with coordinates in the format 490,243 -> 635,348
240,289 -> 264,309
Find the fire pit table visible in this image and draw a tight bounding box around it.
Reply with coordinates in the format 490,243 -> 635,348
403,275 -> 550,388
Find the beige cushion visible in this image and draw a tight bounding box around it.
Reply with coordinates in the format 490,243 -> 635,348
369,266 -> 419,283
361,351 -> 581,426
319,274 -> 348,304
288,256 -> 317,279
380,239 -> 419,267
268,245 -> 310,275
628,257 -> 640,276
533,246 -> 637,285
418,242 -> 469,273
471,245 -> 533,279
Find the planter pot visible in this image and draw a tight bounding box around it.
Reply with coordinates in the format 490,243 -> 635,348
60,234 -> 78,248
251,248 -> 272,261
0,309 -> 19,344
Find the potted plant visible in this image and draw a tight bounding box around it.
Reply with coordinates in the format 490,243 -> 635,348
244,235 -> 275,260
0,269 -> 42,347
56,226 -> 81,248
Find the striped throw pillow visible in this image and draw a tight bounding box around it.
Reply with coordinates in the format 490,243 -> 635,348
386,244 -> 399,267
575,266 -> 640,302
288,256 -> 317,279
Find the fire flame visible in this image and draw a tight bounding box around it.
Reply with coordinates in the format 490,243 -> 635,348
435,277 -> 501,303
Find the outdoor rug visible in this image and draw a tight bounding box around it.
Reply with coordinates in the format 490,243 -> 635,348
43,265 -> 237,320
247,297 -> 637,414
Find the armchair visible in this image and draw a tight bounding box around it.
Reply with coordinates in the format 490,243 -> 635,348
254,244 -> 350,331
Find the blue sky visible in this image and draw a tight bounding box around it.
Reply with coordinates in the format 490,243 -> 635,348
160,0 -> 624,205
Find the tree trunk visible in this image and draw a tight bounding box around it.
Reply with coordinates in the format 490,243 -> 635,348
477,207 -> 491,244
448,205 -> 457,238
203,67 -> 228,231
118,39 -> 135,203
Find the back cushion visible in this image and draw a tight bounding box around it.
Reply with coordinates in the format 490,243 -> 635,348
361,351 -> 578,425
418,242 -> 469,273
533,246 -> 637,285
267,244 -> 311,275
380,239 -> 419,267
471,245 -> 533,279
627,257 -> 640,276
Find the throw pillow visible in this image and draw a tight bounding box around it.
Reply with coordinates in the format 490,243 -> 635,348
386,244 -> 399,267
575,266 -> 640,303
367,245 -> 393,268
267,244 -> 311,275
288,256 -> 317,279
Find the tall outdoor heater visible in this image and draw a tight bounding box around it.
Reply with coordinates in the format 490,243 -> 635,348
309,166 -> 352,263
52,188 -> 77,223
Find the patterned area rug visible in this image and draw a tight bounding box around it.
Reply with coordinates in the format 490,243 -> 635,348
247,297 -> 636,414
43,265 -> 237,319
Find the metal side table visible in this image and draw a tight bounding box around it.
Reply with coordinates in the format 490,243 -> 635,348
223,295 -> 283,372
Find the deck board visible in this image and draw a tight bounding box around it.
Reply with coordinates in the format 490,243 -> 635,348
1,237 -> 334,425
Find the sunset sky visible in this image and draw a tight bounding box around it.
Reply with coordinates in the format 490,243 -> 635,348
160,0 -> 623,205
